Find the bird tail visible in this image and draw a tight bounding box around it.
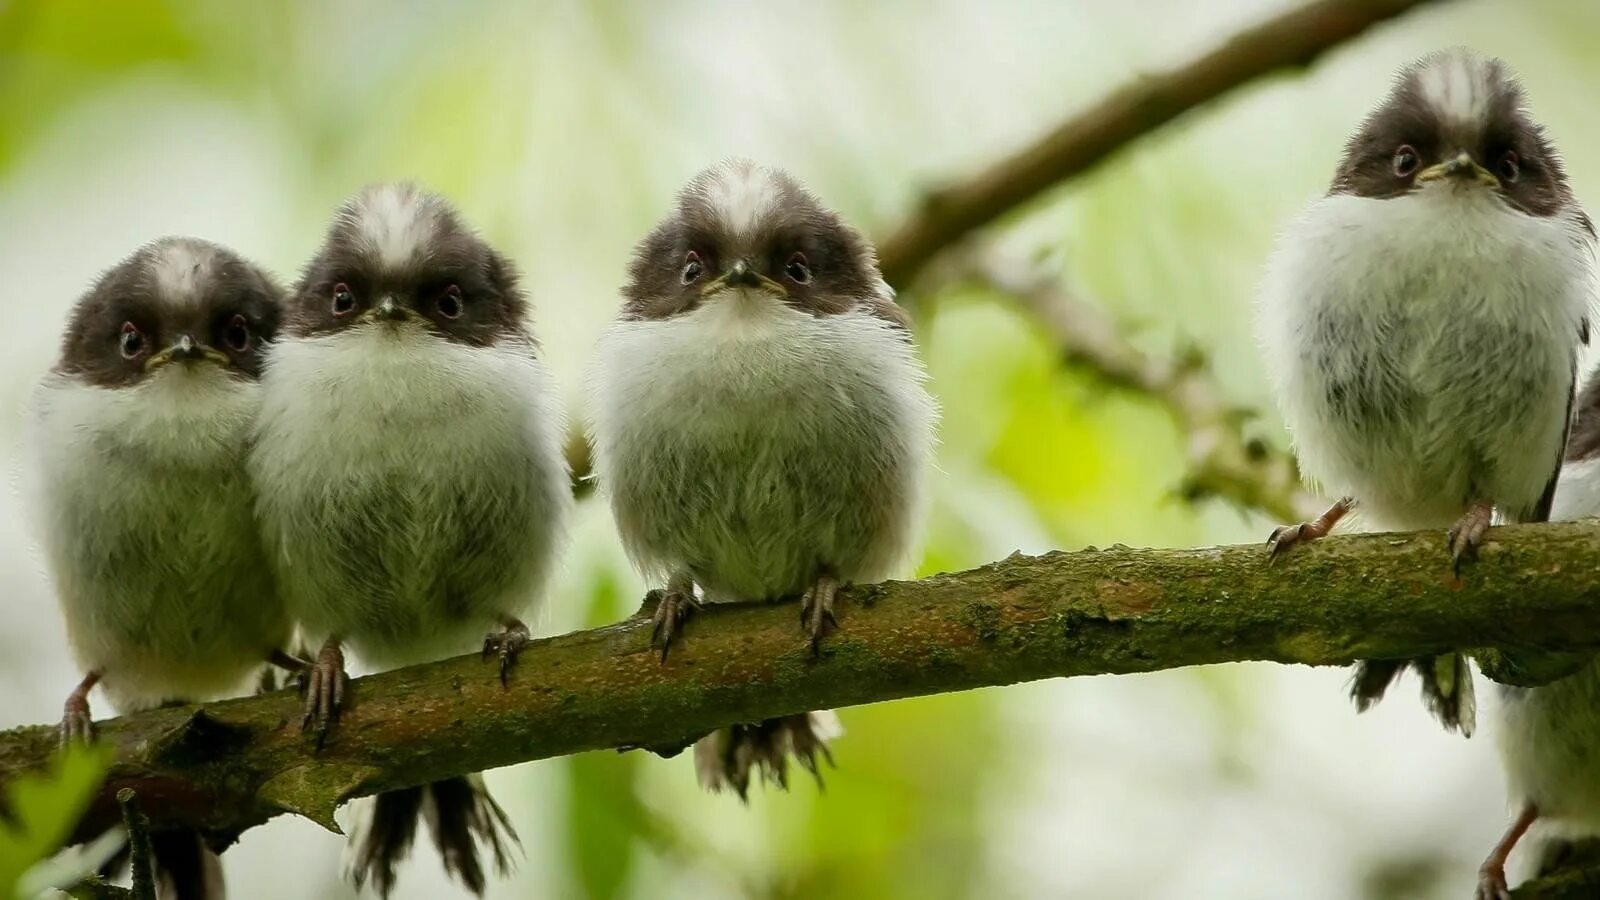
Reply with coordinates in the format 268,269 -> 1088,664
1350,654 -> 1476,736
152,830 -> 226,900
693,711 -> 841,800
347,776 -> 519,897
97,829 -> 225,900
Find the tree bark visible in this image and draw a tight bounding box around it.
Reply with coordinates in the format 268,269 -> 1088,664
5,520 -> 1600,848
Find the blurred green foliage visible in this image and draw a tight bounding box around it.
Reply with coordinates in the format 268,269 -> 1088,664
0,744 -> 112,898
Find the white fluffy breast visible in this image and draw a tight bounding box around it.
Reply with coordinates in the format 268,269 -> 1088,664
587,295 -> 937,601
1257,186 -> 1593,528
250,324 -> 572,669
26,367 -> 287,711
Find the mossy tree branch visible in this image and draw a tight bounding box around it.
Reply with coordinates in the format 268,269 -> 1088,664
5,521 -> 1600,852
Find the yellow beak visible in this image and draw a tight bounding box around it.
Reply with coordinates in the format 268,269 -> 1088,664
144,334 -> 229,371
700,259 -> 787,298
1416,151 -> 1499,187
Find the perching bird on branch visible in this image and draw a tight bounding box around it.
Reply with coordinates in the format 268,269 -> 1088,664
1257,50 -> 1595,737
1477,374 -> 1600,900
25,237 -> 296,899
587,159 -> 938,797
249,184 -> 572,896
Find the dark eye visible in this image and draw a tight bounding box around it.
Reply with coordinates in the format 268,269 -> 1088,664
331,283 -> 355,316
224,314 -> 252,353
784,252 -> 811,285
118,322 -> 145,360
680,250 -> 703,285
1392,145 -> 1419,178
437,284 -> 463,319
1498,150 -> 1520,183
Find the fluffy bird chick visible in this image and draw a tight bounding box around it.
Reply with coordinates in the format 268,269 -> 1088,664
1478,375 -> 1600,899
249,184 -> 571,896
1257,50 -> 1594,735
588,160 -> 937,796
26,237 -> 294,899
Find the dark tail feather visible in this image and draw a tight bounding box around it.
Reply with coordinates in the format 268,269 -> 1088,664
421,775 -> 519,895
1350,655 -> 1477,735
349,785 -> 426,898
349,778 -> 518,898
1417,653 -> 1477,736
1349,659 -> 1406,711
693,711 -> 841,800
97,829 -> 223,900
151,830 -> 225,900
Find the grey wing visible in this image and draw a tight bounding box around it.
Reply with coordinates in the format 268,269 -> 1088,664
1528,360 -> 1578,523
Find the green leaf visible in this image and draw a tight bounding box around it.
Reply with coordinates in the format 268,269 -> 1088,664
0,743 -> 113,898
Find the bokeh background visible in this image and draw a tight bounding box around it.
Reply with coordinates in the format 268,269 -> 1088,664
3,1 -> 1600,897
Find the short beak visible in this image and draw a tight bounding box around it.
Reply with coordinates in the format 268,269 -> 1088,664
702,258 -> 787,297
726,259 -> 760,288
1416,151 -> 1498,187
361,296 -> 413,324
145,334 -> 225,371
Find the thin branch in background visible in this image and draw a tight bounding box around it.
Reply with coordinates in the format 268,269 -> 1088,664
948,252 -> 1318,523
875,0 -> 1446,288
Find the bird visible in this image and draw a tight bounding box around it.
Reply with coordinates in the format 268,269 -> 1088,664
586,159 -> 938,797
1477,373 -> 1600,899
248,183 -> 572,896
1256,49 -> 1595,736
25,236 -> 297,900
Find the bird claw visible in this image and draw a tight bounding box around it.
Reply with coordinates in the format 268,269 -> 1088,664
651,589 -> 699,663
1448,504 -> 1494,575
1475,865 -> 1509,900
1265,523 -> 1308,560
59,696 -> 94,748
482,620 -> 531,687
299,642 -> 347,749
800,575 -> 842,655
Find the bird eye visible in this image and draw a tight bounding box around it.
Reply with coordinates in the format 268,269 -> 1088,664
1392,145 -> 1420,178
331,283 -> 356,317
681,250 -> 703,285
224,314 -> 252,352
784,252 -> 811,285
437,284 -> 463,319
118,322 -> 145,360
1498,150 -> 1521,183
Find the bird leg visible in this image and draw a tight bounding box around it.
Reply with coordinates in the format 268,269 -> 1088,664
482,615 -> 532,687
268,648 -> 312,673
299,637 -> 347,748
1267,497 -> 1355,558
650,570 -> 700,662
60,669 -> 101,747
800,572 -> 842,655
1477,803 -> 1538,900
1449,500 -> 1496,573
261,647 -> 312,694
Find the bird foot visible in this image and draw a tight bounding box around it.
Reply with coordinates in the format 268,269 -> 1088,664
1475,864 -> 1509,900
1266,498 -> 1354,560
1448,502 -> 1495,574
800,574 -> 842,655
60,693 -> 94,748
482,619 -> 531,687
650,587 -> 700,663
299,641 -> 348,748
